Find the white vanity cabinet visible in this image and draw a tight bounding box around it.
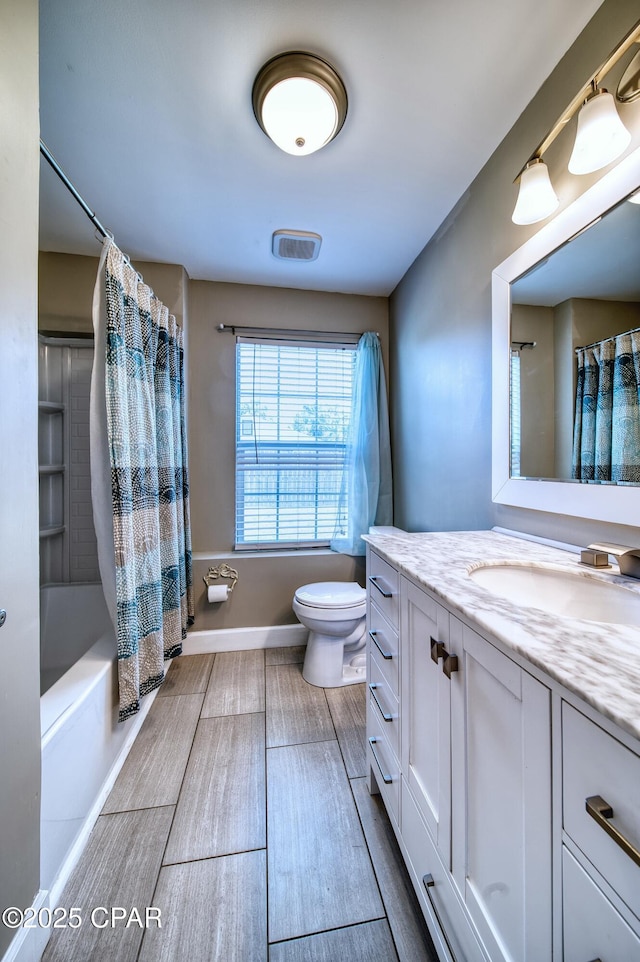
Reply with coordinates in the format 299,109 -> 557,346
367,547 -> 551,962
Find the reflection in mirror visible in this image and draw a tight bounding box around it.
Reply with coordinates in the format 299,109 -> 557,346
510,193 -> 640,484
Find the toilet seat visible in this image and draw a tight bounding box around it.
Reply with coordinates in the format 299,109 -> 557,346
294,581 -> 366,610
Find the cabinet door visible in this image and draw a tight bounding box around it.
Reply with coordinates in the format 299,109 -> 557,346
401,578 -> 452,866
451,624 -> 552,962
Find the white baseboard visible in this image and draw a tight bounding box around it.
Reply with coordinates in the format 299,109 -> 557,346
1,890 -> 50,962
183,623 -> 308,654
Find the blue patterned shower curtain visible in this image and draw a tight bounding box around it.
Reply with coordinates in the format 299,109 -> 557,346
572,329 -> 640,483
91,240 -> 193,721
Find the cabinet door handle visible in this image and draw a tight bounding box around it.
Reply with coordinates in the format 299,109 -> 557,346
369,629 -> 393,660
368,575 -> 392,598
368,737 -> 393,784
369,683 -> 393,722
430,636 -> 445,663
586,795 -> 640,868
422,874 -> 458,962
442,649 -> 459,678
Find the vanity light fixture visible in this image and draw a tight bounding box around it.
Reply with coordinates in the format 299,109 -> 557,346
512,18 -> 640,225
568,84 -> 631,175
252,52 -> 348,156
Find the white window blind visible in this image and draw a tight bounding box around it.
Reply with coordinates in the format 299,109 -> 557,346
235,338 -> 356,548
510,349 -> 522,477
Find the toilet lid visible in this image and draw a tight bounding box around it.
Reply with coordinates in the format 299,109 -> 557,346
294,582 -> 366,609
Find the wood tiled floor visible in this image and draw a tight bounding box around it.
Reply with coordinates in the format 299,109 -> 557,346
42,647 -> 437,962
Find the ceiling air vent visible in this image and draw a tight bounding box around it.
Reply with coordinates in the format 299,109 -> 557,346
272,229 -> 322,262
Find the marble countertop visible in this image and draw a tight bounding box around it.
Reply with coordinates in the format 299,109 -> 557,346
363,528 -> 640,742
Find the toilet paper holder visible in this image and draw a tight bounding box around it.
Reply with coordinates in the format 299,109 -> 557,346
203,563 -> 239,595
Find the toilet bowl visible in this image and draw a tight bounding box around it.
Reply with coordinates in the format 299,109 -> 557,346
293,582 -> 367,688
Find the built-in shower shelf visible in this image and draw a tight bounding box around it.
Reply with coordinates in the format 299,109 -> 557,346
39,401 -> 65,414
39,464 -> 65,475
39,525 -> 66,540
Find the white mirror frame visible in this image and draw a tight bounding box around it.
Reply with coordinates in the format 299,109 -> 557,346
492,143 -> 640,526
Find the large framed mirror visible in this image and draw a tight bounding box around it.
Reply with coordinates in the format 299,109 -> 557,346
492,143 -> 640,525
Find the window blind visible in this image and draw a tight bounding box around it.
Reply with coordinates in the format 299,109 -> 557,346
510,349 -> 522,477
235,338 -> 356,548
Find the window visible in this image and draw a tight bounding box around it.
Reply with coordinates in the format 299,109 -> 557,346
510,349 -> 522,477
235,338 -> 356,548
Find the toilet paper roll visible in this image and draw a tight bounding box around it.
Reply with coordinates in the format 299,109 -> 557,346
207,584 -> 229,603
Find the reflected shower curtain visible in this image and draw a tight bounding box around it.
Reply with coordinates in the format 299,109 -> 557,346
91,240 -> 193,721
572,330 -> 640,482
331,332 -> 393,555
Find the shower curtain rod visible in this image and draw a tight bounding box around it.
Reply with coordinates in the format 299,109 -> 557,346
217,323 -> 378,341
576,323 -> 640,352
40,140 -> 110,240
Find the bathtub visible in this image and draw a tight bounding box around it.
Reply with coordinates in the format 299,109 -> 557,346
40,584 -> 157,903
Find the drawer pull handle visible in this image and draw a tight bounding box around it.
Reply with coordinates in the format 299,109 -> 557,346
442,649 -> 459,678
369,629 -> 393,660
369,575 -> 392,598
422,874 -> 458,962
369,683 -> 393,722
430,636 -> 445,663
586,795 -> 640,868
369,737 -> 393,784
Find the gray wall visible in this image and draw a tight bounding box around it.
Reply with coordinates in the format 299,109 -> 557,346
187,280 -> 388,628
0,1 -> 41,955
390,0 -> 640,546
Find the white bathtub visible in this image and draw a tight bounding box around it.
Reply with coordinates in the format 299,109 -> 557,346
40,584 -> 157,903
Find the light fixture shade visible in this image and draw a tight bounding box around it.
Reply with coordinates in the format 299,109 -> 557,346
512,159 -> 559,225
253,52 -> 347,156
568,89 -> 631,175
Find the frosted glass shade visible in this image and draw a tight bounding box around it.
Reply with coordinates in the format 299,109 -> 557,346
253,53 -> 348,157
568,90 -> 631,175
512,160 -> 559,225
261,77 -> 339,156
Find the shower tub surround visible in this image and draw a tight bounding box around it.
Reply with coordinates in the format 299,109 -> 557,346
364,527 -> 640,739
364,526 -> 640,962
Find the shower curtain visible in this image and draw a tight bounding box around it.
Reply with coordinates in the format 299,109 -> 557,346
331,332 -> 393,555
572,329 -> 640,483
91,240 -> 193,721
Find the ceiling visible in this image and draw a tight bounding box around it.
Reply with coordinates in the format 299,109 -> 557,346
38,0 -> 604,297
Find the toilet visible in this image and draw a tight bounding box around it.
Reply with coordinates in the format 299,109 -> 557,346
293,582 -> 367,688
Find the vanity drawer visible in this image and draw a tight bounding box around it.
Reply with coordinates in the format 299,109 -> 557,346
563,846 -> 640,960
368,551 -> 399,629
368,602 -> 399,697
368,706 -> 400,825
562,702 -> 640,920
368,652 -> 400,760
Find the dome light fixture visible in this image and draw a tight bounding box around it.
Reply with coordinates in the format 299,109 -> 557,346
252,52 -> 347,156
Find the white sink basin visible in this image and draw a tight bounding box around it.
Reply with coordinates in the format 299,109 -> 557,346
468,563 -> 640,625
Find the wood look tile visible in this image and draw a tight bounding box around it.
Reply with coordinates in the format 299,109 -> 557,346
265,645 -> 306,666
157,653 -> 214,697
42,807 -> 174,962
351,778 -> 437,962
164,712 -> 266,863
202,649 -> 265,717
102,693 -> 203,813
139,851 -> 267,962
325,683 -> 367,777
269,919 -> 398,962
267,740 -> 384,942
265,664 -> 335,748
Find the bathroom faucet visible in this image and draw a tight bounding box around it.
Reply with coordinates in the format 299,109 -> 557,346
582,542 -> 640,579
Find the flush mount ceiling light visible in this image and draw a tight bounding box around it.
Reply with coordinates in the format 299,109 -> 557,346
252,52 -> 347,156
512,18 -> 640,225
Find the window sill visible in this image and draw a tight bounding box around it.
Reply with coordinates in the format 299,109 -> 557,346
192,547 -> 337,561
